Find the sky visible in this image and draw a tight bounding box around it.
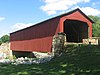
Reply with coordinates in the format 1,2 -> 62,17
0,0 -> 100,37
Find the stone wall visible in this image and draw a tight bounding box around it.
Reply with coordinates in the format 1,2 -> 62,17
83,37 -> 100,45
0,42 -> 12,59
52,32 -> 66,57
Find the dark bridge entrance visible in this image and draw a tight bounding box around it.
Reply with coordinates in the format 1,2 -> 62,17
64,20 -> 88,43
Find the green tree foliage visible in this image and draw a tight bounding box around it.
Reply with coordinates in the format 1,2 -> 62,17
89,15 -> 100,37
0,35 -> 10,43
0,40 -> 2,45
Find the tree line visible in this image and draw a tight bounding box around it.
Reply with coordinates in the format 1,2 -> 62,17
89,15 -> 100,37
0,35 -> 10,45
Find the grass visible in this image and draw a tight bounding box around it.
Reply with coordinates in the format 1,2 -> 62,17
0,44 -> 100,75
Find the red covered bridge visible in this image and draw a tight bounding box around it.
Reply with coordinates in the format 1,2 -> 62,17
10,8 -> 94,53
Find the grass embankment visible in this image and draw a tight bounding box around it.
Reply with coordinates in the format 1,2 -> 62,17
0,44 -> 100,75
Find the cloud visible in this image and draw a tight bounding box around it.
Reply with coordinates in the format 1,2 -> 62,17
80,7 -> 100,16
11,23 -> 34,32
0,17 -> 5,21
40,0 -> 90,15
47,10 -> 57,15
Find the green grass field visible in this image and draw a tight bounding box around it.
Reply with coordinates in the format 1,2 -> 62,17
0,44 -> 100,75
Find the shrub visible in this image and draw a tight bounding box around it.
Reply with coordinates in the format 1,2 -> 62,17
0,40 -> 2,45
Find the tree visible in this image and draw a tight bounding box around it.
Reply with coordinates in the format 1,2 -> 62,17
0,40 -> 2,45
89,15 -> 100,37
0,35 -> 10,43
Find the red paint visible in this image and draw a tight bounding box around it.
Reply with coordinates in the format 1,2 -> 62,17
60,11 -> 92,37
10,17 -> 60,52
10,37 -> 53,52
10,9 -> 93,52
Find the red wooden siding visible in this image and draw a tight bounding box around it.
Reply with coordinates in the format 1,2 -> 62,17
60,11 -> 92,37
10,17 -> 60,52
10,8 -> 93,52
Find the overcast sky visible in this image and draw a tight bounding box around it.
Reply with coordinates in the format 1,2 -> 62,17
0,0 -> 100,37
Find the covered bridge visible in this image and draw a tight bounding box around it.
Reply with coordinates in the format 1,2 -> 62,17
10,8 -> 94,53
